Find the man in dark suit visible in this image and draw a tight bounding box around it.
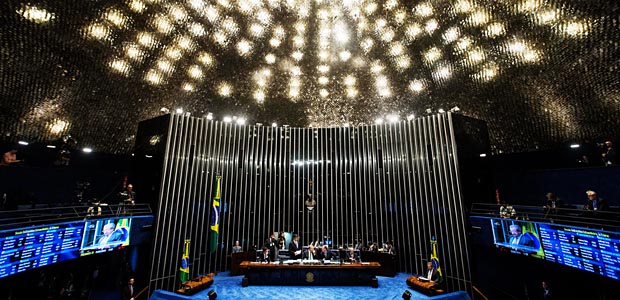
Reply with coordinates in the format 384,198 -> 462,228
583,190 -> 609,211
418,262 -> 440,286
97,223 -> 124,248
316,245 -> 332,260
509,225 -> 535,247
289,234 -> 302,259
345,248 -> 359,263
121,278 -> 135,300
259,247 -> 270,263
265,233 -> 278,261
303,245 -> 317,260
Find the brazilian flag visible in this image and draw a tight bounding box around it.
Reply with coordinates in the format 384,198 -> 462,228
209,176 -> 222,253
430,236 -> 443,283
179,240 -> 190,283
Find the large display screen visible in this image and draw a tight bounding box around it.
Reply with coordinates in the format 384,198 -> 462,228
0,222 -> 83,278
80,218 -> 131,256
489,217 -> 620,280
0,216 -> 150,279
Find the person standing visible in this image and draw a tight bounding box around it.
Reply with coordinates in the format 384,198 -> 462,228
121,278 -> 135,300
541,281 -> 553,300
232,240 -> 242,253
602,141 -> 616,166
265,233 -> 278,261
289,234 -> 302,259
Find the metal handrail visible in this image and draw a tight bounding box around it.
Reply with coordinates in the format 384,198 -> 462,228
470,202 -> 620,231
0,203 -> 152,230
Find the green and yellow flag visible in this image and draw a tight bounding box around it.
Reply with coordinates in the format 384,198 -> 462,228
430,236 -> 443,282
179,240 -> 190,283
209,176 -> 222,253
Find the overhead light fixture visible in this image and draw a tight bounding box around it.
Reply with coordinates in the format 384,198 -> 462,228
18,141 -> 29,146
83,147 -> 93,153
386,114 -> 399,123
46,145 -> 56,149
206,113 -> 213,120
223,116 -> 232,123
343,123 -> 350,127
375,118 -> 384,125
175,108 -> 183,114
271,122 -> 277,127
479,153 -> 487,157
570,144 -> 580,149
406,114 -> 415,121
236,117 -> 246,125
160,107 -> 170,114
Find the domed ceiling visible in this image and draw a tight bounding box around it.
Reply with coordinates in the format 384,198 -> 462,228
1,0 -> 619,154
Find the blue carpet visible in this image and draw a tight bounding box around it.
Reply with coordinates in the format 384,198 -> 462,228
150,272 -> 471,300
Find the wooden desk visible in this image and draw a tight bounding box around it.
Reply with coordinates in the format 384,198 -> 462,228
406,275 -> 444,296
175,275 -> 214,295
239,261 -> 380,287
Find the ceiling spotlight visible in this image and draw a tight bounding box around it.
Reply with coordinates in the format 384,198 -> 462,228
82,147 -> 93,153
223,116 -> 232,123
206,113 -> 214,120
425,108 -> 432,114
343,123 -> 350,127
407,114 -> 415,121
271,122 -> 277,127
160,107 -> 170,114
479,153 -> 487,157
18,141 -> 29,146
374,118 -> 384,125
236,117 -> 246,125
386,114 -> 399,123
175,108 -> 183,114
438,108 -> 445,113
570,144 -> 580,149
46,145 -> 56,149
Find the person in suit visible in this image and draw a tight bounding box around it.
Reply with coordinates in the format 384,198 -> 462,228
278,231 -> 286,249
259,247 -> 270,263
543,192 -> 563,217
289,234 -> 302,259
345,248 -> 359,263
121,277 -> 135,300
303,245 -> 317,260
265,233 -> 278,261
509,225 -> 535,247
602,141 -> 616,166
583,190 -> 609,212
542,281 -> 553,300
385,241 -> 396,255
97,223 -> 123,248
232,240 -> 242,253
317,245 -> 333,260
418,262 -> 440,286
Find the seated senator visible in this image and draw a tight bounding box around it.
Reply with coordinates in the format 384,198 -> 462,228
303,245 -> 318,260
259,247 -> 270,263
345,248 -> 359,263
316,245 -> 333,260
418,262 -> 440,286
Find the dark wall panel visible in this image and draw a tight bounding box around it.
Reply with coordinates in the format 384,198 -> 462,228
147,113 -> 473,294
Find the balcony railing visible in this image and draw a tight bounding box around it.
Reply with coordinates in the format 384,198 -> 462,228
0,203 -> 152,230
469,202 -> 620,231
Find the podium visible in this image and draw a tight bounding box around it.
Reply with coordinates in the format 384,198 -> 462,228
406,276 -> 444,296
175,275 -> 214,295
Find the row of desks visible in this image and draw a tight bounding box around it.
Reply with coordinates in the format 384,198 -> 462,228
239,261 -> 381,287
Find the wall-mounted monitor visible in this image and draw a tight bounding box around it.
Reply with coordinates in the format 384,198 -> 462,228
480,216 -> 620,281
0,222 -> 83,278
80,218 -> 132,256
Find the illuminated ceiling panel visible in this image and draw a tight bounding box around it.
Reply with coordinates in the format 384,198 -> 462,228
1,0 -> 619,154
